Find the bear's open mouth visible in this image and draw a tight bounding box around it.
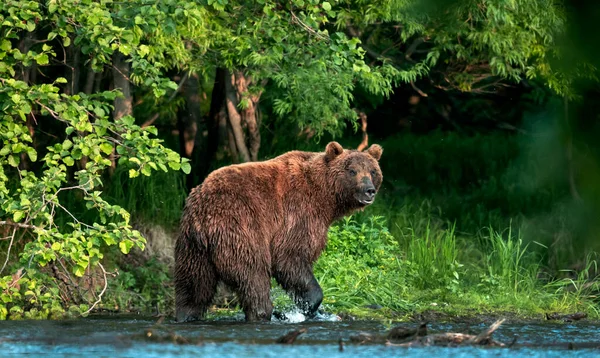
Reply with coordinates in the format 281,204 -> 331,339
358,198 -> 374,206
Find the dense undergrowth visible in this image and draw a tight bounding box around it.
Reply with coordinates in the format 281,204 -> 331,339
4,130 -> 599,320
94,129 -> 600,319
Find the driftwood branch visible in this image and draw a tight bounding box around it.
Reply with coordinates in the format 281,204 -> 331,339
386,319 -> 507,347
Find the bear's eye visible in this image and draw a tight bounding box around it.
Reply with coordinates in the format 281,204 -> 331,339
348,169 -> 357,176
370,169 -> 377,177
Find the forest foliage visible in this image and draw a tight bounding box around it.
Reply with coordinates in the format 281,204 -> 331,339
1,0 -> 599,319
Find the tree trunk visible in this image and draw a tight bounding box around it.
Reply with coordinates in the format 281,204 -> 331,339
112,52 -> 133,120
564,97 -> 583,203
177,72 -> 201,190
65,41 -> 80,95
232,71 -> 261,161
178,72 -> 200,159
18,33 -> 35,171
199,68 -> 228,179
78,65 -> 98,171
84,65 -> 96,95
224,70 -> 251,163
227,122 -> 239,164
356,111 -> 369,151
223,69 -> 263,162
111,52 -> 132,173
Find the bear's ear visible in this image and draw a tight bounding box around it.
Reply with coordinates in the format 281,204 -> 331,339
325,141 -> 344,162
366,144 -> 383,161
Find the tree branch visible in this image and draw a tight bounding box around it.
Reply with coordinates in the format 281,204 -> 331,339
83,263 -> 107,315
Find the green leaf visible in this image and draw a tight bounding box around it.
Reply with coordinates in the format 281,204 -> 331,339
141,165 -> 152,176
322,1 -> 332,11
74,266 -> 86,277
100,143 -> 113,155
129,169 -> 139,178
0,40 -> 10,51
27,147 -> 37,162
65,127 -> 74,135
119,240 -> 134,254
145,126 -> 158,136
55,77 -> 67,84
63,156 -> 75,166
7,154 -> 20,167
26,21 -> 36,32
120,116 -> 135,126
13,210 -> 25,222
181,161 -> 191,174
93,107 -> 105,117
51,242 -> 61,251
36,53 -> 49,66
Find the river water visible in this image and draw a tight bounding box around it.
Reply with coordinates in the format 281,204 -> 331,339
1,314 -> 599,357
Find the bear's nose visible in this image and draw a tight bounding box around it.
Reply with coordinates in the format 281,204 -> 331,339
365,186 -> 376,198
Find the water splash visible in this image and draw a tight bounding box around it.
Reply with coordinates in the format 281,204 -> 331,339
271,308 -> 341,323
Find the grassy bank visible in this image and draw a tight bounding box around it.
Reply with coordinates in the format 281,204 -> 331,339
71,130 -> 600,319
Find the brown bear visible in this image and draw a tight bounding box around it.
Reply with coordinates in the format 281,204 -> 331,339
174,141 -> 383,322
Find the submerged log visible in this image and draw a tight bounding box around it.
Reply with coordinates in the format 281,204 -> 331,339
387,319 -> 506,348
545,312 -> 587,322
276,328 -> 307,344
387,322 -> 428,342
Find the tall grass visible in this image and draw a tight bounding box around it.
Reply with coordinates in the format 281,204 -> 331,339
481,226 -> 541,295
398,222 -> 460,290
102,166 -> 187,228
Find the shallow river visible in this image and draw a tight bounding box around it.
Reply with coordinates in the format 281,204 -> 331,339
1,314 -> 599,357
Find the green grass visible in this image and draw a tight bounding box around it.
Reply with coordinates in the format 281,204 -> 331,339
314,215 -> 599,320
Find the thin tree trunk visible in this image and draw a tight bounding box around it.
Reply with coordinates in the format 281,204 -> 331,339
78,65 -> 97,171
200,68 -> 227,178
232,71 -> 261,161
564,96 -> 583,202
18,33 -> 34,171
178,72 -> 200,158
112,52 -> 132,173
356,111 -> 369,151
65,41 -> 80,95
227,122 -> 239,163
224,70 -> 251,163
177,72 -> 201,190
93,71 -> 103,93
84,66 -> 96,95
112,52 -> 133,120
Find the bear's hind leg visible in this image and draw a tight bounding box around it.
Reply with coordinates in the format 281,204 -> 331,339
222,264 -> 273,322
174,247 -> 218,322
237,275 -> 274,322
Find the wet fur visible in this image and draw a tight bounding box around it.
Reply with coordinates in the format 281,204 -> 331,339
174,142 -> 383,322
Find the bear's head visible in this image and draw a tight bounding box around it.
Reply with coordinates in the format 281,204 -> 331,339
324,141 -> 383,209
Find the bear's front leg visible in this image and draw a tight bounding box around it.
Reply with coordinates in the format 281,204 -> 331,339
274,263 -> 323,318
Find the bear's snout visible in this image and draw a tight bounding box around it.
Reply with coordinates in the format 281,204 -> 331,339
356,177 -> 377,206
